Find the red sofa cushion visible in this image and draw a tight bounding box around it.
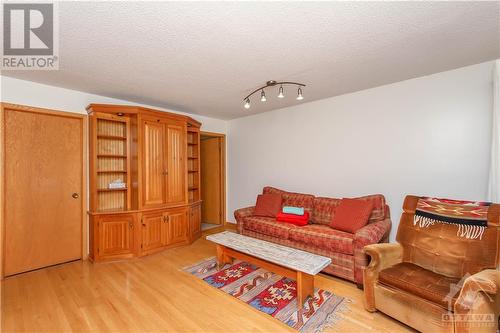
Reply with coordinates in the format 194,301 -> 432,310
276,211 -> 310,226
330,198 -> 373,233
243,216 -> 297,239
288,224 -> 354,255
253,193 -> 282,217
312,194 -> 387,225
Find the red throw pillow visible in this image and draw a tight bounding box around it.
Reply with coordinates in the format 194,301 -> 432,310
253,194 -> 282,217
330,198 -> 374,233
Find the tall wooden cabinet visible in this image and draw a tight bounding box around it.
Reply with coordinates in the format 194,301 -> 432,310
87,104 -> 202,262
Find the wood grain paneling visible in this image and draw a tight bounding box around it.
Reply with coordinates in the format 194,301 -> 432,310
97,215 -> 134,257
142,120 -> 166,207
167,208 -> 188,245
97,119 -> 126,137
141,211 -> 165,253
166,123 -> 186,204
3,107 -> 83,276
97,191 -> 127,211
189,203 -> 202,242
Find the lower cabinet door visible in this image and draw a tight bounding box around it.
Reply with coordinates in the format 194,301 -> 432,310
189,203 -> 202,241
141,210 -> 166,253
97,214 -> 135,259
166,207 -> 189,246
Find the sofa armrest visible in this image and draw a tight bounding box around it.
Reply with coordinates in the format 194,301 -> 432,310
354,218 -> 392,248
234,206 -> 255,234
352,218 -> 392,284
362,243 -> 403,311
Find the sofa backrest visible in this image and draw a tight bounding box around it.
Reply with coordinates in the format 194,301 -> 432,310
263,186 -> 389,226
397,195 -> 500,279
263,186 -> 315,216
311,195 -> 389,226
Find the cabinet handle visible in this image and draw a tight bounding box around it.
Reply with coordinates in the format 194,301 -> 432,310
163,170 -> 168,175
72,192 -> 79,199
129,222 -> 133,228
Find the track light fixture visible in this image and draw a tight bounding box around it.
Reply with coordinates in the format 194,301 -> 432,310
278,85 -> 285,98
297,87 -> 304,100
243,80 -> 305,109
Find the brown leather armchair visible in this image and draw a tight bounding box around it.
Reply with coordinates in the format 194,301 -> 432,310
363,195 -> 500,333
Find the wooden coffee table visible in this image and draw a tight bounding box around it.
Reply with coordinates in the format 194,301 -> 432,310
206,231 -> 332,308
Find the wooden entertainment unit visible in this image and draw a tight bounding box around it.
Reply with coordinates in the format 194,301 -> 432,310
87,104 -> 202,262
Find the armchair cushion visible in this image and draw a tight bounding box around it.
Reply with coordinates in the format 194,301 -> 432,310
378,262 -> 460,310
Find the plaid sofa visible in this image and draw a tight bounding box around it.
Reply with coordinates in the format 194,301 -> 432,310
234,186 -> 392,285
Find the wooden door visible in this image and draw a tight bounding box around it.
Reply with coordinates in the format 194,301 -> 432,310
201,137 -> 222,224
97,214 -> 134,258
166,208 -> 188,246
166,122 -> 186,205
189,203 -> 201,241
141,210 -> 165,253
3,106 -> 84,276
142,120 -> 166,207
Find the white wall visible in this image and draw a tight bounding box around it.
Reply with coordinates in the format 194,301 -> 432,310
0,76 -> 227,134
227,61 -> 495,241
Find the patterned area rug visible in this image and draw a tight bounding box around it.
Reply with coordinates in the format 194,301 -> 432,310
183,257 -> 350,332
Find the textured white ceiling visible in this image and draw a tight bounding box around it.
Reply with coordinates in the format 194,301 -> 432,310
2,1 -> 499,119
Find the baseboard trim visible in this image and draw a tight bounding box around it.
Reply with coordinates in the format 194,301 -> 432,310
224,223 -> 237,231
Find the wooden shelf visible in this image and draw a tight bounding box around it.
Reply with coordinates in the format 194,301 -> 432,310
97,135 -> 127,140
97,188 -> 128,192
97,170 -> 127,173
97,154 -> 127,158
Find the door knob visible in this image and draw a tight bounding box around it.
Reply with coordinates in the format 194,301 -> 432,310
72,193 -> 79,199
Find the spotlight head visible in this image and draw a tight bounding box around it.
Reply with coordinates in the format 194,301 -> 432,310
296,87 -> 304,100
278,85 -> 284,98
260,90 -> 267,102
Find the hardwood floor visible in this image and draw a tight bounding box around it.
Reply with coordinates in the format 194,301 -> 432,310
2,231 -> 415,333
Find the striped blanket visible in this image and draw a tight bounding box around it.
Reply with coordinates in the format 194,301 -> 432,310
414,197 -> 491,240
